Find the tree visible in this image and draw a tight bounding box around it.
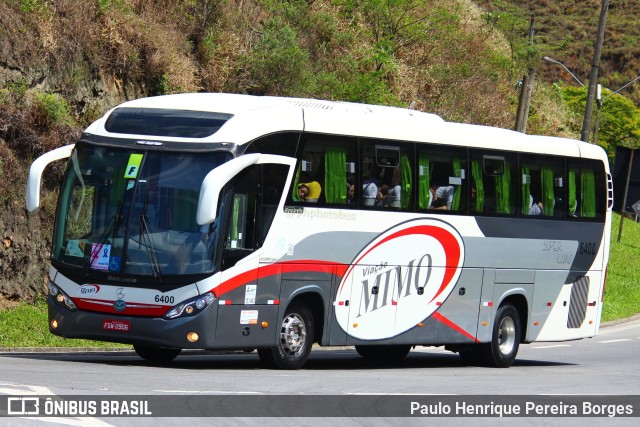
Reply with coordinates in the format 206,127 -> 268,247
563,86 -> 640,156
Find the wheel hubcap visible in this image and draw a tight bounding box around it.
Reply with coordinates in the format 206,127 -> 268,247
280,313 -> 306,356
498,316 -> 516,355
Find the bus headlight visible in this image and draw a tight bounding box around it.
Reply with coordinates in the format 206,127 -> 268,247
164,292 -> 215,320
48,282 -> 77,311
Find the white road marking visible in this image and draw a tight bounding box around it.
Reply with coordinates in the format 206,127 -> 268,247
530,344 -> 572,349
599,339 -> 632,344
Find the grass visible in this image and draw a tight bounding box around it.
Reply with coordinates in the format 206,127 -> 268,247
0,298 -> 126,349
0,213 -> 638,348
602,213 -> 640,322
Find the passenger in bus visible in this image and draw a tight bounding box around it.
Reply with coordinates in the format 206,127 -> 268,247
362,179 -> 378,206
429,185 -> 454,210
297,181 -> 322,203
382,183 -> 402,208
529,195 -> 543,215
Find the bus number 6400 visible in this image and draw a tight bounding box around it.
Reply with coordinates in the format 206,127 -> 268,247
155,295 -> 175,304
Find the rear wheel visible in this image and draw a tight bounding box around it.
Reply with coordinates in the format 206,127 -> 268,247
258,302 -> 314,369
355,345 -> 411,362
477,304 -> 521,368
133,345 -> 181,363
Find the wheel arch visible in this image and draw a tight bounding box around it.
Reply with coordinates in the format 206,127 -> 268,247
285,290 -> 325,345
498,293 -> 528,343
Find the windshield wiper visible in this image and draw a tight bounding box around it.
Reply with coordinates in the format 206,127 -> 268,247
139,193 -> 162,283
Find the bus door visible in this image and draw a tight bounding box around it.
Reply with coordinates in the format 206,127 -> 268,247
205,156 -> 294,348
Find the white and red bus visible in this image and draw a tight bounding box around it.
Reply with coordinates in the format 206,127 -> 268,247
26,93 -> 613,369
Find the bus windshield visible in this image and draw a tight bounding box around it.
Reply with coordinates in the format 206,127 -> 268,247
52,143 -> 230,280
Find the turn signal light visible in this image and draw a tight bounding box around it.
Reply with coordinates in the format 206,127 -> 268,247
51,320 -> 58,329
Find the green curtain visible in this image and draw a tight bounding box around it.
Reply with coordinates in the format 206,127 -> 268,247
521,165 -> 530,215
418,153 -> 430,209
581,169 -> 596,218
292,163 -> 301,201
451,157 -> 462,211
568,169 -> 577,216
401,154 -> 412,208
229,195 -> 241,245
541,166 -> 555,216
496,162 -> 512,214
325,146 -> 347,204
472,159 -> 484,212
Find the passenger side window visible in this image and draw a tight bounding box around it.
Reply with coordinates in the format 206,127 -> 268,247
417,146 -> 467,213
291,134 -> 357,205
360,139 -> 413,210
520,156 -> 564,218
567,159 -> 605,220
470,152 -> 516,215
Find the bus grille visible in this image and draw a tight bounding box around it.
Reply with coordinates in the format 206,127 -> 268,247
567,276 -> 590,329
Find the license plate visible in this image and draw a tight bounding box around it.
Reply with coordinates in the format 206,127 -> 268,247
102,319 -> 130,332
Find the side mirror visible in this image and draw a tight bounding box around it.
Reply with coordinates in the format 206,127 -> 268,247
196,153 -> 296,225
26,144 -> 75,213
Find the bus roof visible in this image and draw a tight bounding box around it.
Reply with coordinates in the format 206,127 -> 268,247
84,93 -> 606,162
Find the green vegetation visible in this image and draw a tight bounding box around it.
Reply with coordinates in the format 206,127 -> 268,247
603,213 -> 640,322
1,1 -> 639,334
0,298 -> 125,349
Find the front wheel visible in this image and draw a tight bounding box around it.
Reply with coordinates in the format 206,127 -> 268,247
258,302 -> 314,369
133,345 -> 182,363
478,304 -> 521,368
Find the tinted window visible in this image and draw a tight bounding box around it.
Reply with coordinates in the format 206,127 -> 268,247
360,139 -> 414,210
105,108 -> 232,138
471,151 -> 516,215
417,145 -> 467,213
520,155 -> 565,218
290,134 -> 357,206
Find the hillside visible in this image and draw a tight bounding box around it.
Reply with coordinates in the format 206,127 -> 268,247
0,0 -> 604,301
477,0 -> 640,105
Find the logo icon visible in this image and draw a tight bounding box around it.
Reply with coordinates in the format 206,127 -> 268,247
79,284 -> 100,295
7,397 -> 40,415
334,218 -> 465,340
113,300 -> 127,312
116,288 -> 126,300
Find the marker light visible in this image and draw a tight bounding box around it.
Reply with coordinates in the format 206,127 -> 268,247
261,322 -> 269,329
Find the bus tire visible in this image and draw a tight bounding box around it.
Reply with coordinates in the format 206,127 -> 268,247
480,304 -> 521,368
258,302 -> 314,370
133,345 -> 181,363
355,345 -> 411,362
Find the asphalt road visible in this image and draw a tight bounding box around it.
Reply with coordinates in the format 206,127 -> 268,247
1,317 -> 639,426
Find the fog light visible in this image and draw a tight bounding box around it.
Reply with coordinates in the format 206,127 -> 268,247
261,321 -> 269,329
187,332 -> 199,343
51,320 -> 58,329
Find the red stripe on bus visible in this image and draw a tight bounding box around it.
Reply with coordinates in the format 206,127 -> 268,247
340,225 -> 462,298
73,298 -> 170,316
432,311 -> 479,343
213,260 -> 349,298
